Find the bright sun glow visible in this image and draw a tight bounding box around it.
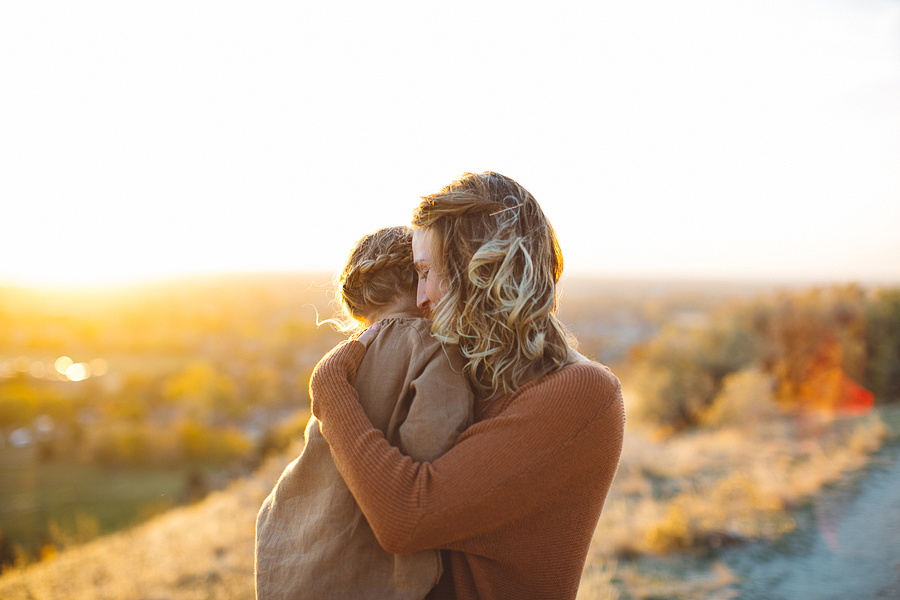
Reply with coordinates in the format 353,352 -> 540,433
1,1 -> 898,288
65,363 -> 89,382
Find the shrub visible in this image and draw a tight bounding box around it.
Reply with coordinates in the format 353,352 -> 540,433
628,310 -> 760,430
700,368 -> 780,428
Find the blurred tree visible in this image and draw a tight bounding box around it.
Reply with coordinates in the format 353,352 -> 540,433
179,419 -> 250,463
700,368 -> 780,428
0,376 -> 39,428
629,307 -> 760,430
627,285 -> 898,429
751,286 -> 870,411
162,361 -> 238,416
865,289 -> 900,402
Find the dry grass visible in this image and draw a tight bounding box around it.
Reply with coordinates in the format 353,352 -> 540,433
576,400 -> 896,599
588,415 -> 889,557
576,557 -> 620,600
0,440 -> 301,600
606,560 -> 740,600
0,404 -> 895,600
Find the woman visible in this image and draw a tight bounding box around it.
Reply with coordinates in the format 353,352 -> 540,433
310,172 -> 625,599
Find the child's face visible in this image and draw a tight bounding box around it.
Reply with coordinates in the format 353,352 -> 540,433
412,228 -> 446,316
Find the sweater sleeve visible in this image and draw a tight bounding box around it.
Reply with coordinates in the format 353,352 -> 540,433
309,340 -> 625,555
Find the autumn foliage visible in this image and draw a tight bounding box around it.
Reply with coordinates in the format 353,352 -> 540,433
628,285 -> 899,430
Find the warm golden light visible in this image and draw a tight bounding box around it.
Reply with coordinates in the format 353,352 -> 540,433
28,362 -> 46,378
89,358 -> 109,376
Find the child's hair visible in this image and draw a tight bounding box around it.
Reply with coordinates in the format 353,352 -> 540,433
338,226 -> 417,326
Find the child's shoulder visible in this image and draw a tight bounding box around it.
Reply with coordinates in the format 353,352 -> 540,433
376,316 -> 433,337
371,317 -> 436,349
371,317 -> 461,363
377,315 -> 431,326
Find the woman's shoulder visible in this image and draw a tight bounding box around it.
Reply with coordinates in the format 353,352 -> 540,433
513,360 -> 622,419
538,359 -> 619,392
465,359 -> 623,449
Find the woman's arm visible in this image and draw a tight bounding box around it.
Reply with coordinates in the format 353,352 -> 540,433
310,339 -> 625,555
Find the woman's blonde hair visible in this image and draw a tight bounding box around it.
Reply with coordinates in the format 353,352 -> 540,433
338,226 -> 417,326
412,171 -> 572,396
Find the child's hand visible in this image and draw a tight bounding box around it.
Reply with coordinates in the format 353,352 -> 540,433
354,323 -> 381,348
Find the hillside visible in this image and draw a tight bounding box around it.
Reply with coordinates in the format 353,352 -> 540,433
0,439 -> 300,600
2,407 -> 896,600
3,277 -> 899,598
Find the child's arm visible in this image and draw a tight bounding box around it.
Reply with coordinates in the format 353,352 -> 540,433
397,346 -> 474,463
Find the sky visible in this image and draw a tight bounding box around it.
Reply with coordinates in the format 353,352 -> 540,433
1,0 -> 899,288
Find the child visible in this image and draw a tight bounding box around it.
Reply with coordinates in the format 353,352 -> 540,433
255,226 -> 473,600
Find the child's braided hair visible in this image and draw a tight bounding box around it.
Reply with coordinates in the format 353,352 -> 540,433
339,226 -> 417,324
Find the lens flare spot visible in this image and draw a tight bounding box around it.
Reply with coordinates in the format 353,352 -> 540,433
65,363 -> 90,382
55,356 -> 74,374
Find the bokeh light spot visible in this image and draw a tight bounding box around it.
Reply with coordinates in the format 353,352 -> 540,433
28,362 -> 46,378
55,356 -> 74,374
65,363 -> 90,382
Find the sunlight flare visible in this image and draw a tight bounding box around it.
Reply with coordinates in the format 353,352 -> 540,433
54,356 -> 73,375
65,362 -> 90,382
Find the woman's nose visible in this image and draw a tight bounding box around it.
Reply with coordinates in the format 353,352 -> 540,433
416,280 -> 430,311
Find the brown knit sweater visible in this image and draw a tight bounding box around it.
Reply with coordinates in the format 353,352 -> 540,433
310,340 -> 625,600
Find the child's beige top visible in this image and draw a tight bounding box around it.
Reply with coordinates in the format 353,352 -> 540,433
255,317 -> 474,600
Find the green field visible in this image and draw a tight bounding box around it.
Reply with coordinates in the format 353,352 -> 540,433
0,446 -> 209,559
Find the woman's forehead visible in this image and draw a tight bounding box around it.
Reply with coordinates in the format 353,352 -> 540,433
412,228 -> 437,261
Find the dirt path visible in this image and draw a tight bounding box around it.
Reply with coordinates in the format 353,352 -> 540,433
726,442 -> 900,600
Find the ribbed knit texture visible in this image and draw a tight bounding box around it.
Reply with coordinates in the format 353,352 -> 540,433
310,340 -> 626,600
